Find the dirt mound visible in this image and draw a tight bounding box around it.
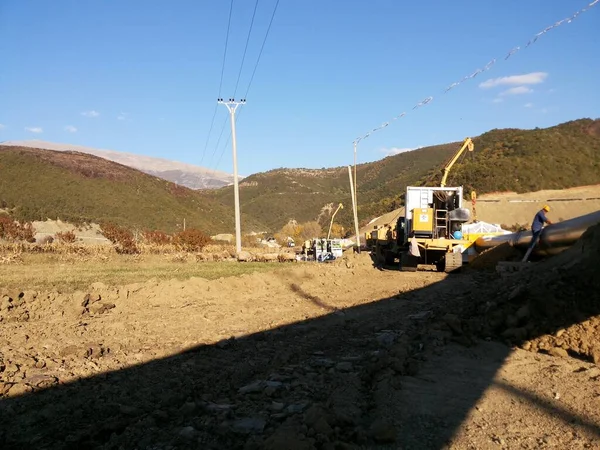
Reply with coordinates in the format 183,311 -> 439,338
459,223 -> 600,362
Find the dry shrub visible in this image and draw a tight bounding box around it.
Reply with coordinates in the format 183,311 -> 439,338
0,216 -> 36,242
55,230 -> 77,244
100,222 -> 139,254
138,243 -> 179,255
195,253 -> 214,262
170,252 -> 189,263
202,243 -> 234,254
0,250 -> 23,265
142,230 -> 172,245
241,234 -> 262,248
173,228 -> 210,252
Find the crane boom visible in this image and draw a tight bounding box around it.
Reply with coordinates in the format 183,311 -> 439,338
440,137 -> 474,187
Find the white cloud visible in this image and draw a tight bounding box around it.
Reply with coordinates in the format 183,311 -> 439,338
117,112 -> 129,121
524,103 -> 534,108
381,146 -> 421,156
0,123 -> 5,130
492,98 -> 503,103
479,72 -> 548,89
81,110 -> 100,118
499,86 -> 533,96
25,127 -> 43,134
64,125 -> 78,133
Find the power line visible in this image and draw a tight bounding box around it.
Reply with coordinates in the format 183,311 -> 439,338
353,0 -> 599,146
200,107 -> 219,166
233,0 -> 260,98
213,0 -> 281,171
200,0 -> 235,166
208,115 -> 230,168
219,0 -> 235,98
243,0 -> 280,99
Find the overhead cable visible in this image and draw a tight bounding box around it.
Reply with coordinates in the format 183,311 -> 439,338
353,0 -> 599,146
200,0 -> 235,166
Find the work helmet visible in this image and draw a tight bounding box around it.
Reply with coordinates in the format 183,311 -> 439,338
542,205 -> 550,212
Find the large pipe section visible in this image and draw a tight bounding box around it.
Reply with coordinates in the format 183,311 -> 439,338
474,210 -> 600,257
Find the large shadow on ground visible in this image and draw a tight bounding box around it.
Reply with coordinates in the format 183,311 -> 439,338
1,253 -> 600,449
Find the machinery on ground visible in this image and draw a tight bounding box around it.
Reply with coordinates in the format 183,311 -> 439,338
440,137 -> 473,187
369,138 -> 476,272
301,237 -> 344,262
372,186 -> 473,272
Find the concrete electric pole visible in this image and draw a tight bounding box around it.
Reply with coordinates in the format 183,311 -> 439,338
218,98 -> 246,255
352,140 -> 360,253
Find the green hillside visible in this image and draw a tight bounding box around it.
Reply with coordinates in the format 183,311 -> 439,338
207,142 -> 459,231
208,118 -> 600,232
0,146 -> 264,234
446,118 -> 600,194
2,118 -> 598,236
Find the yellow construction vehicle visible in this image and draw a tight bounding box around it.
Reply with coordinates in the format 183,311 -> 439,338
440,137 -> 474,188
372,138 -> 476,272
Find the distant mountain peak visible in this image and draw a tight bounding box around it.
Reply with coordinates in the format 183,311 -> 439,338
0,140 -> 238,189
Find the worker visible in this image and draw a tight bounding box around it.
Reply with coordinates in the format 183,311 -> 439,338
303,239 -> 311,258
522,205 -> 552,262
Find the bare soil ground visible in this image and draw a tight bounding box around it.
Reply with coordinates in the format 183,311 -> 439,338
31,219 -> 110,244
1,234 -> 600,449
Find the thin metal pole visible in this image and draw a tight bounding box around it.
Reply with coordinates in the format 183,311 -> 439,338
218,98 -> 246,255
348,166 -> 361,253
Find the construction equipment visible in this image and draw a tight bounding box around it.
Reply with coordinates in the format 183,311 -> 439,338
327,203 -> 344,240
370,139 -> 477,272
373,186 -> 473,272
440,138 -> 474,187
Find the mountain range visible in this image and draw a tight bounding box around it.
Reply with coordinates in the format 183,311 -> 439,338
1,117 -> 599,235
0,140 -> 236,189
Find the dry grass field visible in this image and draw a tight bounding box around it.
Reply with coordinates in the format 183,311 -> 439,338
0,242 -> 286,292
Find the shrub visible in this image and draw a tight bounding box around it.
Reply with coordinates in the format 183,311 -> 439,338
241,234 -> 262,248
55,230 -> 77,244
299,221 -> 322,241
100,222 -> 139,254
0,216 -> 36,242
142,230 -> 172,245
173,228 -> 210,252
328,223 -> 345,238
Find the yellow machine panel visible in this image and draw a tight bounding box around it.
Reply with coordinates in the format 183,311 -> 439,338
412,208 -> 434,233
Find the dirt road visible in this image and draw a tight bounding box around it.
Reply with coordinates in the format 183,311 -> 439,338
1,250 -> 600,449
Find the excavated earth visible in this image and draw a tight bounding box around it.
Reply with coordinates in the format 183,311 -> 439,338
2,227 -> 600,449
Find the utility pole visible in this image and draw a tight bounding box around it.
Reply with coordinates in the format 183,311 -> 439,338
352,140 -> 360,253
353,140 -> 358,205
348,166 -> 360,253
218,98 -> 246,255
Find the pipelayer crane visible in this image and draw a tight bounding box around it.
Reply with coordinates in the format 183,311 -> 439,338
371,138 -> 475,272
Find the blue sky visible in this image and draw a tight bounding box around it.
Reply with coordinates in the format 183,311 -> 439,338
1,0 -> 599,176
